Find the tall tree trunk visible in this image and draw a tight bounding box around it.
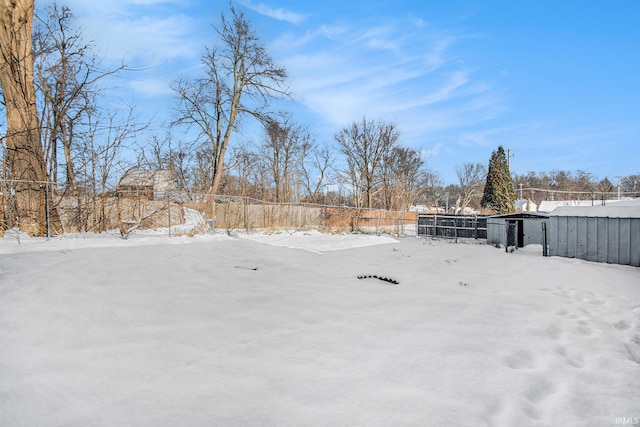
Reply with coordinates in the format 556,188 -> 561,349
63,119 -> 77,194
0,0 -> 60,235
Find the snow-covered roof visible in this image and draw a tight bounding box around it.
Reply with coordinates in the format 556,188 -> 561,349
118,169 -> 177,189
538,199 -> 632,213
550,200 -> 640,218
515,199 -> 536,207
118,170 -> 156,187
489,212 -> 549,219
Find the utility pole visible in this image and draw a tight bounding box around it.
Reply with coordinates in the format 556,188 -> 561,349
507,148 -> 516,196
616,176 -> 622,200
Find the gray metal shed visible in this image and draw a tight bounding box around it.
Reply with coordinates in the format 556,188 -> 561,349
548,201 -> 640,266
487,212 -> 549,248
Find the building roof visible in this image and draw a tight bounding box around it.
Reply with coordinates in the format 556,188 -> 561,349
550,200 -> 640,218
118,169 -> 176,188
489,212 -> 549,219
538,198 -> 632,213
515,198 -> 537,207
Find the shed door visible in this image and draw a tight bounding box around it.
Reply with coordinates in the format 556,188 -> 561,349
507,219 -> 524,247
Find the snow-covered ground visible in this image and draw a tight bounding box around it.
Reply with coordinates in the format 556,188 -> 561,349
1,228 -> 639,426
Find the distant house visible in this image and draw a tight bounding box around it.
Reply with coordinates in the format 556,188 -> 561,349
515,199 -> 538,213
547,200 -> 640,266
117,169 -> 178,200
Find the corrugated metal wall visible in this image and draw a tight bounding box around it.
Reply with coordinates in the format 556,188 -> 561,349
548,216 -> 640,266
522,219 -> 547,246
487,217 -> 506,246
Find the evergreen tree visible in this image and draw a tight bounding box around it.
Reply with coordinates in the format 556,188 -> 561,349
481,146 -> 516,214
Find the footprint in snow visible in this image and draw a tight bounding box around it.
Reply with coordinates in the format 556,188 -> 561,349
555,345 -> 585,368
503,350 -> 537,370
625,335 -> 640,365
614,320 -> 631,331
524,377 -> 557,404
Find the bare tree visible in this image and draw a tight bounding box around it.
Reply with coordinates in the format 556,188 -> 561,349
231,143 -> 265,198
596,177 -> 614,201
335,118 -> 399,208
136,133 -> 193,196
35,4 -> 85,190
573,170 -> 596,194
188,146 -> 213,192
513,170 -> 619,202
75,103 -> 142,231
0,0 -> 55,235
420,170 -> 445,210
171,6 -> 289,203
548,170 -> 572,192
300,144 -> 333,204
455,162 -> 486,213
261,116 -> 311,203
33,4 -> 126,196
381,146 -> 424,210
621,174 -> 640,197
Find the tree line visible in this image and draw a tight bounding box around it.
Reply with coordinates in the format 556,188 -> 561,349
1,3 -> 638,235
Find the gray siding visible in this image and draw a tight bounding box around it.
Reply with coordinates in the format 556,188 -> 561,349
487,217 -> 506,246
548,216 -> 640,267
523,219 -> 546,246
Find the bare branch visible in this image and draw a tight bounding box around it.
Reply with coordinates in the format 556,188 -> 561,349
172,6 -> 289,198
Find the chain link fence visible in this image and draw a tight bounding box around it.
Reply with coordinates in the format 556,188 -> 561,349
0,179 -> 418,237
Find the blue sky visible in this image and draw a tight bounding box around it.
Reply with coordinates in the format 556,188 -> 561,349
40,0 -> 640,185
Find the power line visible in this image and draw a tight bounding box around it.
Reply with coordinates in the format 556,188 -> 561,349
519,187 -> 635,197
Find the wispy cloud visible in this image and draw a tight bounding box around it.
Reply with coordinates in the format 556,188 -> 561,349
366,37 -> 398,52
40,0 -> 205,101
238,0 -> 306,24
105,14 -> 201,65
129,77 -> 175,98
422,144 -> 443,159
36,1 -> 640,183
273,15 -> 502,151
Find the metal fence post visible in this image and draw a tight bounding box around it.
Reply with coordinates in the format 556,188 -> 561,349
45,181 -> 51,240
542,222 -> 548,257
474,215 -> 478,239
167,191 -> 171,237
454,216 -> 458,243
244,197 -> 249,233
434,214 -> 438,237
